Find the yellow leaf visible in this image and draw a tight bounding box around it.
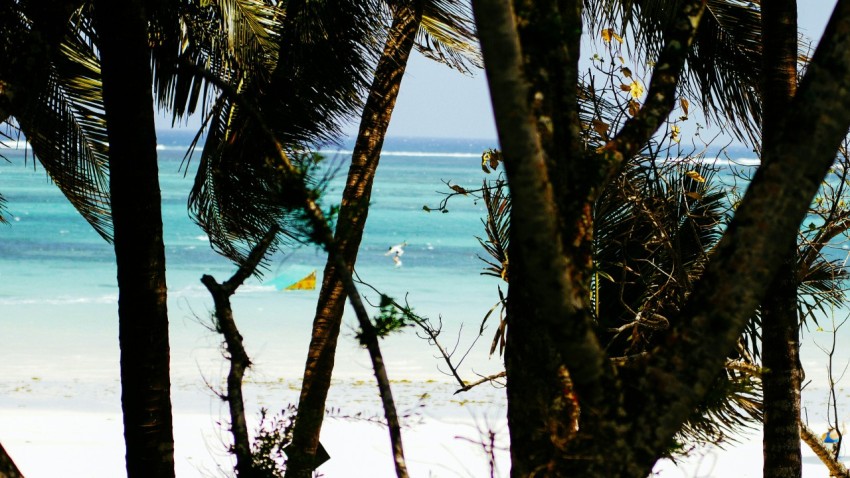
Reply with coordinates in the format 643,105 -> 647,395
618,56 -> 625,64
629,80 -> 644,99
680,97 -> 690,115
671,125 -> 681,143
685,171 -> 706,183
628,99 -> 640,116
621,67 -> 632,78
592,119 -> 609,139
601,28 -> 623,44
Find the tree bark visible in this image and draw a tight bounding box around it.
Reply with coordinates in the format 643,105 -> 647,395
92,1 -> 175,477
0,442 -> 24,478
636,1 -> 850,473
283,4 -> 421,477
801,423 -> 850,478
760,2 -> 802,477
475,0 -> 850,475
201,227 -> 279,478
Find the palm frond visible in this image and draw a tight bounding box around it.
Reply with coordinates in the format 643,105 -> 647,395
797,255 -> 848,327
2,6 -> 112,240
675,366 -> 762,450
475,177 -> 510,280
151,0 -> 284,121
416,0 -> 481,73
188,0 -> 384,265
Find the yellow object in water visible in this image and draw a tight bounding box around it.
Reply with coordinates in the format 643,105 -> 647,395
285,270 -> 317,290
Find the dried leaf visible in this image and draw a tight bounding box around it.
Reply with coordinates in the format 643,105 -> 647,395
481,149 -> 502,173
680,97 -> 690,115
592,119 -> 610,139
489,149 -> 502,169
620,83 -> 631,92
621,67 -> 632,78
671,125 -> 681,143
628,99 -> 640,116
685,170 -> 706,183
450,185 -> 469,195
685,191 -> 702,200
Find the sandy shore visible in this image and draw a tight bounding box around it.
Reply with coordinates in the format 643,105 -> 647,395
2,373 -> 848,477
2,289 -> 850,476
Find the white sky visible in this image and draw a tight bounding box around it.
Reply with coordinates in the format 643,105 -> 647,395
158,2 -> 840,142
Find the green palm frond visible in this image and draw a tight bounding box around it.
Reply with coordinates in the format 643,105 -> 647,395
416,0 -> 481,73
151,0 -> 284,121
476,177 -> 510,281
2,6 -> 112,240
592,153 -> 762,447
676,366 -> 762,450
265,0 -> 380,143
188,0 -> 384,265
797,255 -> 848,327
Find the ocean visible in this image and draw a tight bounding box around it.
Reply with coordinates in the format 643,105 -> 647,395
2,132 -> 849,477
0,132 -> 511,398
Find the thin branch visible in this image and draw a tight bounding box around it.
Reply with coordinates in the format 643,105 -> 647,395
599,0 -> 708,195
801,423 -> 850,478
454,371 -> 507,394
180,61 -> 410,478
200,226 -> 279,477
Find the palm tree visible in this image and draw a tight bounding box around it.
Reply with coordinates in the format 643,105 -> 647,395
281,2 -> 480,475
1,1 -> 386,475
0,2 -> 175,476
156,1 -> 477,474
759,2 -> 803,476
92,1 -> 176,475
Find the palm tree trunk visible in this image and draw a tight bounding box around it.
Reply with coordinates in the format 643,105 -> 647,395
0,441 -> 24,478
760,2 -> 802,477
92,1 -> 175,477
283,5 -> 422,477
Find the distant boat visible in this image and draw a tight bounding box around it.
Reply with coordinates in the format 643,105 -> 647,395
284,270 -> 316,290
265,268 -> 318,291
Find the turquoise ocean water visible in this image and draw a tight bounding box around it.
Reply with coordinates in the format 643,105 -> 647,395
1,132 -> 847,416
0,133 -> 510,404
5,132 -> 850,477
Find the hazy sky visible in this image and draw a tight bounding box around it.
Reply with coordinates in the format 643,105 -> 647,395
159,2 -> 840,142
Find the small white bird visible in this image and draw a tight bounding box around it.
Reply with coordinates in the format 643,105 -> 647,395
385,241 -> 407,267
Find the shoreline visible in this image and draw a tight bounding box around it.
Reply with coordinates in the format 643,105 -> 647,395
3,378 -> 850,477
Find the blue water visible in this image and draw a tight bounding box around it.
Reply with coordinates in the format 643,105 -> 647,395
0,135 -> 498,289
0,133 -> 509,385
3,133 -> 847,390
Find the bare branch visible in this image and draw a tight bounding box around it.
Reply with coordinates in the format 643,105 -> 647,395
200,226 -> 278,477
454,371 -> 507,394
801,423 -> 850,478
